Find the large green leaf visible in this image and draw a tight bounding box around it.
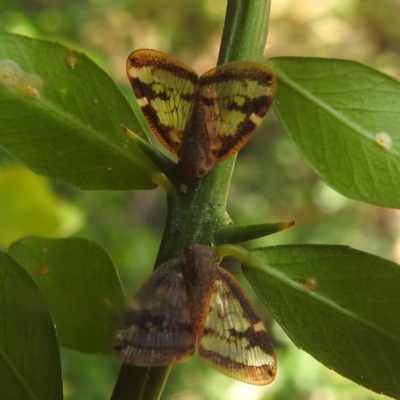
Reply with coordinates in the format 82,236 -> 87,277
9,237 -> 125,354
243,245 -> 400,399
268,57 -> 400,208
0,32 -> 159,190
0,251 -> 63,400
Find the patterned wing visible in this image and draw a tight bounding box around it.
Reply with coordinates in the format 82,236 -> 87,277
198,61 -> 276,162
127,49 -> 198,154
112,258 -> 196,366
198,267 -> 277,385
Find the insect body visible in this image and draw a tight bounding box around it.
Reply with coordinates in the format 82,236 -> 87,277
127,49 -> 276,177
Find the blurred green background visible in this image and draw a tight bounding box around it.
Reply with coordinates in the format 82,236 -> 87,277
1,0 -> 399,399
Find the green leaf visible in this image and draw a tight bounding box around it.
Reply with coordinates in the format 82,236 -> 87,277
268,57 -> 400,208
0,164 -> 84,247
243,245 -> 400,399
9,237 -> 125,354
0,251 -> 62,400
0,32 -> 159,190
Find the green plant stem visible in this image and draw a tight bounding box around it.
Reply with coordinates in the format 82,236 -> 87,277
111,0 -> 272,399
219,0 -> 271,64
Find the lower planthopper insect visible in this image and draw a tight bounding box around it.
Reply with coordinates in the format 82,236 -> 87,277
112,244 -> 277,385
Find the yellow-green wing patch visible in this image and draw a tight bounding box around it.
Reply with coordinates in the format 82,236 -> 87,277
127,49 -> 198,154
198,61 -> 276,162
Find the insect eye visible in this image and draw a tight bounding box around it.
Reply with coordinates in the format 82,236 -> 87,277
197,167 -> 208,177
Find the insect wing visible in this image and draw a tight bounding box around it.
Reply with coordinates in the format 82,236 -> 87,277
127,49 -> 198,154
198,61 -> 276,162
112,258 -> 196,366
198,267 -> 277,385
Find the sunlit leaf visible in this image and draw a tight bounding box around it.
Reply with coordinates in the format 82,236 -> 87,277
243,245 -> 400,399
0,32 -> 159,190
0,164 -> 84,247
9,237 -> 125,354
269,57 -> 400,208
0,252 -> 62,400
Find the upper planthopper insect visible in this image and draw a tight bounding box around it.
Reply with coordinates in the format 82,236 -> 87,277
126,49 -> 276,178
112,244 -> 277,385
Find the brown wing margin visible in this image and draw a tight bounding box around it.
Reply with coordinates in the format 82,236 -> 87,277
127,49 -> 198,154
